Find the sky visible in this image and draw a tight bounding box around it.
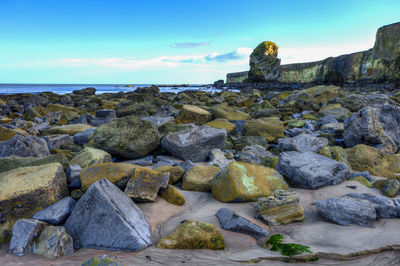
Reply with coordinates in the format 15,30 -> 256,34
0,0 -> 400,84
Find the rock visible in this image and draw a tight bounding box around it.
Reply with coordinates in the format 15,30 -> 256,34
154,165 -> 184,184
242,117 -> 284,143
212,104 -> 250,120
0,154 -> 68,173
0,135 -> 50,158
0,125 -> 16,141
256,190 -> 304,225
235,136 -> 269,150
206,119 -> 236,132
208,148 -> 235,168
47,134 -> 73,150
159,185 -> 185,206
320,123 -> 345,138
344,105 -> 400,154
349,176 -> 373,188
32,225 -> 73,258
124,168 -> 169,202
0,163 -> 68,242
73,128 -> 95,145
66,164 -> 81,188
248,41 -> 281,81
290,134 -> 328,152
177,160 -> 195,171
140,116 -> 174,127
9,219 -> 45,256
276,151 -> 351,189
93,115 -> 160,159
115,101 -> 157,117
181,165 -> 220,192
162,125 -> 226,162
73,87 -> 96,95
237,145 -> 272,164
70,113 -> 94,125
211,162 -> 288,203
32,197 -> 76,225
318,146 -> 352,169
278,138 -> 292,152
90,109 -> 116,126
157,220 -> 224,250
175,105 -> 212,125
64,179 -> 152,251
287,119 -> 305,129
215,208 -> 268,239
351,171 -> 372,181
123,155 -> 153,166
317,115 -> 338,129
46,124 -> 94,135
80,162 -> 136,191
82,255 -> 124,266
382,179 -> 400,197
319,107 -> 351,122
69,147 -> 112,168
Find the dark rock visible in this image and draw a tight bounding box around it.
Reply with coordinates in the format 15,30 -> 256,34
66,164 -> 81,189
0,135 -> 50,158
351,171 -> 372,182
47,134 -> 73,150
73,128 -> 95,145
90,109 -> 116,126
290,134 -> 328,152
9,219 -> 45,256
33,197 -> 76,225
73,87 -> 96,96
317,115 -> 338,129
123,155 -> 154,166
70,113 -> 94,124
236,145 -> 272,164
140,116 -> 174,127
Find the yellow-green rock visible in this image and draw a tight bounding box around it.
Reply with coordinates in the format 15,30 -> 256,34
302,113 -> 319,121
212,104 -> 250,120
305,85 -> 340,107
0,125 -> 16,141
159,185 -> 185,206
175,105 -> 212,125
287,119 -> 305,129
382,179 -> 400,197
206,119 -> 236,132
182,165 -> 220,192
0,163 -> 68,242
47,103 -> 80,114
80,162 -> 136,191
157,220 -> 224,250
211,162 -> 289,203
46,124 -> 94,135
69,147 -> 112,168
318,146 -> 351,169
349,176 -> 373,188
154,165 -> 184,184
32,225 -> 73,258
57,111 -> 80,125
243,117 -> 284,143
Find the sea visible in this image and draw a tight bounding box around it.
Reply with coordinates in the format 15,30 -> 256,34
0,84 -> 225,95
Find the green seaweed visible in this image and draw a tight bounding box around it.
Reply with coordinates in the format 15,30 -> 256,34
265,234 -> 315,258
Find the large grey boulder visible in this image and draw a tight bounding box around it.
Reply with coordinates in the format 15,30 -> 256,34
290,134 -> 328,152
161,125 -> 226,162
9,219 -> 45,256
344,104 -> 400,153
0,135 -> 50,158
33,197 -> 76,225
276,151 -> 351,189
64,178 -> 152,251
216,208 -> 268,239
316,193 -> 400,227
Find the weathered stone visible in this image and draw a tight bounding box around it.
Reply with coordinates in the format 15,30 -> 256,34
175,105 -> 212,125
287,119 -> 305,129
93,115 -> 160,159
212,104 -> 250,121
32,225 -> 73,258
162,125 -> 226,162
32,197 -> 76,225
154,165 -> 184,184
208,148 -> 235,168
157,220 -> 224,250
0,125 -> 16,141
181,165 -> 220,192
290,134 -> 328,152
123,155 -> 153,166
206,119 -> 236,132
216,208 -> 268,239
159,185 -> 185,206
47,134 -> 73,150
237,145 -> 272,164
140,116 -> 174,127
90,109 -> 116,126
0,135 -> 50,158
0,163 -> 68,242
248,41 -> 281,81
211,162 -> 288,203
9,219 -> 45,256
66,164 -> 81,188
382,179 -> 400,197
242,117 -> 284,143
0,154 -> 68,173
73,128 -> 95,145
319,107 -> 351,122
46,124 -> 94,135
82,255 -> 124,266
317,115 -> 338,129
349,176 -> 373,188
277,151 -> 351,189
256,190 -> 304,225
69,147 -> 112,168
64,179 -> 152,251
124,168 -> 169,202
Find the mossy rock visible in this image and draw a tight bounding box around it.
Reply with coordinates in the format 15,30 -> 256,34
175,105 -> 212,125
382,179 -> 400,197
0,154 -> 69,173
318,146 -> 351,169
349,176 -> 373,188
69,147 -> 112,168
82,255 -> 124,266
302,113 -> 319,121
182,165 -> 220,192
264,234 -> 316,260
212,104 -> 250,121
154,165 -> 184,184
115,101 -> 158,117
206,119 -> 236,132
261,156 -> 279,168
157,220 -> 224,249
57,111 -> 80,125
287,119 -> 305,129
46,124 -> 94,136
242,117 -> 284,143
159,122 -> 194,138
0,125 -> 16,141
159,185 -> 185,206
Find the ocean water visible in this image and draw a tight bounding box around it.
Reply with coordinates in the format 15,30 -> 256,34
0,84 -> 223,95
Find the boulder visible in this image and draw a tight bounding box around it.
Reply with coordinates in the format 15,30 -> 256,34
237,145 -> 272,164
124,168 -> 169,202
206,118 -> 236,132
0,125 -> 16,141
242,117 -> 284,143
181,165 -> 220,192
344,105 -> 400,154
319,106 -> 351,122
287,119 -> 305,129
32,225 -> 73,258
0,163 -> 68,242
64,179 -> 152,251
256,190 -> 304,225
157,220 -> 224,250
73,128 -> 95,145
73,87 -> 96,95
216,208 -> 268,239
0,135 -> 50,158
318,146 -> 351,169
66,164 -> 81,188
159,185 -> 185,206
90,109 -> 116,126
248,41 -> 281,81
9,219 -> 45,256
47,134 -> 73,150
32,197 -> 76,225
382,179 -> 400,197
140,116 -> 174,127
211,162 -> 288,203
290,134 -> 328,152
212,104 -> 250,120
175,105 -> 212,125
162,125 -> 226,162
276,151 -> 351,189
154,165 -> 184,184
0,154 -> 68,173
46,124 -> 94,135
80,162 -> 136,192
69,147 -> 112,168
93,115 -> 160,159
208,148 -> 235,168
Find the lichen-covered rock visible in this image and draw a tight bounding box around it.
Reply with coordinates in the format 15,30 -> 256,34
82,255 -> 124,266
0,135 -> 50,158
349,176 -> 373,188
206,119 -> 236,132
124,168 -> 169,202
69,147 -> 112,168
64,179 -> 152,251
0,154 -> 68,173
212,104 -> 250,120
216,208 -> 268,239
0,163 -> 68,242
175,105 -> 212,125
287,119 -> 305,129
159,185 -> 185,206
248,41 -> 281,81
276,151 -> 351,189
154,165 -> 184,184
162,125 -> 226,162
9,219 -> 45,256
157,220 -> 224,250
256,190 -> 304,225
211,162 -> 288,203
243,117 -> 284,143
0,125 -> 16,141
93,115 -> 160,159
344,105 -> 400,154
382,179 -> 400,197
32,225 -> 73,258
32,197 -> 76,225
181,165 -> 220,192
46,124 -> 94,135
80,162 -> 136,192
208,148 -> 235,168
318,146 -> 351,169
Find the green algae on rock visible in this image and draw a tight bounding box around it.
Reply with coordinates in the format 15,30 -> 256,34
264,234 -> 317,261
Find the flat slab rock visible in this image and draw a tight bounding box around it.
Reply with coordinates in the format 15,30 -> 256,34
33,197 -> 76,226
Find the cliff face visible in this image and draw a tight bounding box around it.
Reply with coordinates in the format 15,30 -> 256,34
226,22 -> 400,84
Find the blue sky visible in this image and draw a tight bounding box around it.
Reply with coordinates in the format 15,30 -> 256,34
0,0 -> 400,84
